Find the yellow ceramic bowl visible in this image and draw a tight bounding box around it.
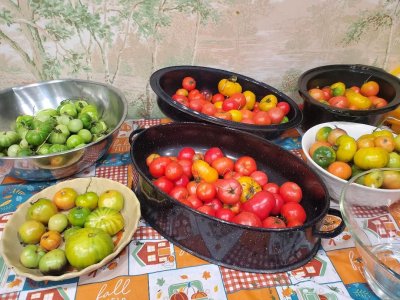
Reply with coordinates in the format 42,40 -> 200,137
0,177 -> 141,281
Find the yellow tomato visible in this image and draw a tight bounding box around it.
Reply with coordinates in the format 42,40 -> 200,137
243,90 -> 256,110
259,94 -> 278,111
237,176 -> 262,203
335,135 -> 357,162
229,109 -> 243,122
353,147 -> 390,170
218,77 -> 242,97
214,101 -> 223,110
345,89 -> 372,109
191,160 -> 218,183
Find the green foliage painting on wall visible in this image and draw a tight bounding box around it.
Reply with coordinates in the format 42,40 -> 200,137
0,0 -> 398,118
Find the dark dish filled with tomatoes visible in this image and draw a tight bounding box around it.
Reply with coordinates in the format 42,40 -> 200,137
130,122 -> 344,273
298,64 -> 400,130
150,65 -> 303,139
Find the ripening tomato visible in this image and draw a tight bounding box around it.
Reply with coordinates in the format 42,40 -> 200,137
177,147 -> 195,160
176,88 -> 189,96
327,161 -> 352,180
40,230 -> 62,251
196,182 -> 216,202
328,96 -> 349,109
182,76 -> 196,91
53,187 -> 77,210
214,111 -> 232,121
172,94 -> 189,106
308,88 -> 326,101
240,109 -> 254,120
321,86 -> 333,99
164,161 -> 184,181
237,176 -> 262,203
234,156 -> 257,176
215,178 -> 242,205
192,160 -> 219,183
232,211 -> 262,227
153,176 -> 175,194
279,182 -> 303,203
360,81 -> 379,97
211,157 -> 235,176
204,147 -> 225,165
253,111 -> 271,125
281,202 -> 306,223
262,216 -> 286,229
250,170 -> 268,186
149,156 -> 172,178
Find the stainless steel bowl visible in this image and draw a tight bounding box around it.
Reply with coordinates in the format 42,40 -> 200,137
0,79 -> 127,181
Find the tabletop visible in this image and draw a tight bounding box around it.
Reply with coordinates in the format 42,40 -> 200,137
0,119 -> 384,300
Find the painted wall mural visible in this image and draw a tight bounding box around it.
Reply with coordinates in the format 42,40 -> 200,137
0,0 -> 399,118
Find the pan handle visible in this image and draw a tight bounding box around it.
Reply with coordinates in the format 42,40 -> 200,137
313,208 -> 345,239
129,128 -> 145,144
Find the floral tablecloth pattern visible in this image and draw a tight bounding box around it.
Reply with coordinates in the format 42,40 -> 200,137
0,119 -> 389,300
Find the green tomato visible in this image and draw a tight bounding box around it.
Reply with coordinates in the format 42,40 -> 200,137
17,148 -> 34,157
92,133 -> 107,142
48,131 -> 68,145
16,115 -> 34,128
65,227 -> 113,270
79,105 -> 99,121
18,220 -> 46,244
20,245 -> 46,269
78,129 -> 92,143
90,121 -> 108,135
25,129 -> 48,146
75,192 -> 99,210
32,118 -> 57,133
59,103 -> 77,117
84,207 -> 124,236
15,123 -> 29,139
68,207 -> 91,227
67,119 -> 84,133
56,114 -> 73,126
7,144 -> 21,157
74,100 -> 89,112
78,112 -> 93,129
27,198 -> 58,225
66,134 -> 84,149
19,139 -> 30,149
312,146 -> 336,168
38,249 -> 67,275
35,108 -> 58,122
36,143 -> 52,155
48,213 -> 69,232
63,226 -> 82,241
98,190 -> 124,211
0,131 -> 20,148
55,124 -> 70,136
49,144 -> 69,153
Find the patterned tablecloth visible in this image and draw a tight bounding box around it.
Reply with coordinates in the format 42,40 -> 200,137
0,119 -> 389,300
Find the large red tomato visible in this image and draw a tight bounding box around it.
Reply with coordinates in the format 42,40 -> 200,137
182,76 -> 196,91
197,205 -> 216,217
169,186 -> 189,202
177,147 -> 195,160
279,182 -> 303,203
281,202 -> 306,223
232,211 -> 262,227
204,147 -> 224,165
229,93 -> 246,109
196,182 -> 216,202
241,191 -> 275,220
177,159 -> 193,178
212,157 -> 235,176
149,156 -> 172,178
153,176 -> 174,194
267,107 -> 285,124
215,208 -> 235,222
215,178 -> 242,205
263,182 -> 280,194
234,156 -> 257,176
164,161 -> 184,181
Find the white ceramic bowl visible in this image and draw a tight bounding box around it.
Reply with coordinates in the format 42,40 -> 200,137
301,121 -> 399,204
0,177 -> 141,281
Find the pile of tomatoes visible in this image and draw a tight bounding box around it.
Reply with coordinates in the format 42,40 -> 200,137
308,80 -> 388,110
171,76 -> 291,125
146,147 -> 307,228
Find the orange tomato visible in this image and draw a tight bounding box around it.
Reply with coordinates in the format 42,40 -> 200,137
40,230 -> 62,251
361,81 -> 379,97
53,187 -> 77,210
327,161 -> 352,180
191,160 -> 218,183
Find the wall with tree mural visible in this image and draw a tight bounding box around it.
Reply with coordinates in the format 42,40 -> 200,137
0,0 -> 399,118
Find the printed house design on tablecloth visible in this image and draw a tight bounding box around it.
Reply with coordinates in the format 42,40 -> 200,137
365,214 -> 398,238
132,241 -> 172,266
26,287 -> 69,300
291,257 -> 327,278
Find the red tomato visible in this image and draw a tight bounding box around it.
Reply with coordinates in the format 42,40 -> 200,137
196,182 -> 216,202
229,93 -> 246,109
263,182 -> 280,194
149,156 -> 172,178
240,109 -> 254,120
270,193 -> 285,215
177,159 -> 193,178
241,191 -> 275,220
146,153 -> 160,167
308,88 -> 326,101
223,171 -> 242,180
153,176 -> 175,194
182,76 -> 196,91
222,98 -> 240,111
172,94 -> 189,106
201,102 -> 217,116
197,205 -> 216,216
267,107 -> 285,124
276,102 -> 290,115
169,186 -> 189,202
165,161 -> 184,181
369,96 -> 388,108
321,86 -> 333,100
212,93 -> 225,103
224,201 -> 241,214
234,156 -> 257,176
177,147 -> 195,160
174,174 -> 189,187
188,89 -> 200,99
187,181 -> 200,195
241,118 -> 255,125
281,202 -> 306,223
211,157 -> 235,176
262,216 -> 286,229
189,98 -> 205,112
328,96 -> 349,109
215,208 -> 235,222
279,182 -> 303,203
204,147 -> 224,165
215,178 -> 242,205
250,170 -> 269,186
187,195 -> 203,209
232,211 -> 262,227
205,198 -> 223,211
286,219 -> 304,227
253,111 -> 271,125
